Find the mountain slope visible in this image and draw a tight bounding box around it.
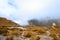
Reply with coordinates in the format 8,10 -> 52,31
0,17 -> 20,27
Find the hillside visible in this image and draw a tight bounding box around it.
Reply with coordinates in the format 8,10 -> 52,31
28,19 -> 60,26
0,17 -> 60,40
0,17 -> 20,27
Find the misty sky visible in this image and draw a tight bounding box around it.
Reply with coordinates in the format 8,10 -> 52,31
0,0 -> 60,25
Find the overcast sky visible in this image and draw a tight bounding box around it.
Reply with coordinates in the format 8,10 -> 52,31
0,0 -> 60,25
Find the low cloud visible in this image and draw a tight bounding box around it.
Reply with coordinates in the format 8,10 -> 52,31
0,0 -> 60,25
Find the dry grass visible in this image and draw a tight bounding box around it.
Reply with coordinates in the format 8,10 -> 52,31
0,17 -> 60,40
0,25 -> 60,40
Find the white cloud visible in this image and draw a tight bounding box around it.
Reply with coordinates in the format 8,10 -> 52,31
0,0 -> 58,25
